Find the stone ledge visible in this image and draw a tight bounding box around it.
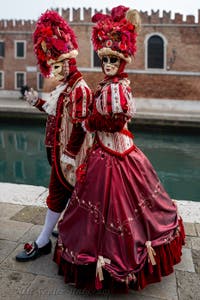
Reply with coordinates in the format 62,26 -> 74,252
0,182 -> 200,224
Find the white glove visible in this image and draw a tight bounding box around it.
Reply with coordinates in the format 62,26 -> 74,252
60,153 -> 76,168
25,88 -> 38,106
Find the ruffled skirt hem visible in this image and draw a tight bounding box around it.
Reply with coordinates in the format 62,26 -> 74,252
53,218 -> 185,293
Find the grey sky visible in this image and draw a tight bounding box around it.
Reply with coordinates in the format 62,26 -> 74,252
0,0 -> 199,21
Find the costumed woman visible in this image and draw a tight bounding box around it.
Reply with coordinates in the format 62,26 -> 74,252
16,10 -> 93,262
54,6 -> 185,292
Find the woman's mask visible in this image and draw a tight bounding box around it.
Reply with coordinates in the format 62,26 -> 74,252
102,56 -> 120,76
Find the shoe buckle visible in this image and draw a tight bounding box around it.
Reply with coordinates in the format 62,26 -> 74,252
24,243 -> 35,255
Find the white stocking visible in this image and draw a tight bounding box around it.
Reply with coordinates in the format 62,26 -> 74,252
36,208 -> 61,248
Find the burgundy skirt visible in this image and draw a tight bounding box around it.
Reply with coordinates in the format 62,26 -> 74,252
54,144 -> 185,292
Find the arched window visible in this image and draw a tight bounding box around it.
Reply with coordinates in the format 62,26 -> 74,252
147,35 -> 164,69
93,50 -> 101,67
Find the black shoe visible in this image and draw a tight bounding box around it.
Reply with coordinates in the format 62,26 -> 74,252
15,240 -> 52,262
52,230 -> 58,238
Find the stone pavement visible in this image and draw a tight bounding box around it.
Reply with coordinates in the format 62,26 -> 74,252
0,201 -> 200,300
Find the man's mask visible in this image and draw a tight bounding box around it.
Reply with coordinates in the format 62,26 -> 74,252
51,59 -> 69,81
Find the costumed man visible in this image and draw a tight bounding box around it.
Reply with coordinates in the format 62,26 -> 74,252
53,6 -> 185,292
16,10 -> 93,262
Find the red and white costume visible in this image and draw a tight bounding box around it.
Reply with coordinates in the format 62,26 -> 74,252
15,9 -> 93,263
32,10 -> 93,212
34,71 -> 92,212
54,6 -> 185,292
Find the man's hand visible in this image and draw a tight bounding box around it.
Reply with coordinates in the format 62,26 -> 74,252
25,88 -> 38,106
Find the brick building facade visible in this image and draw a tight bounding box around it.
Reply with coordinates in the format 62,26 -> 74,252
0,7 -> 200,100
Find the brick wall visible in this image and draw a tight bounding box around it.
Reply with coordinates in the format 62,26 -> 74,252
0,8 -> 200,100
83,71 -> 200,100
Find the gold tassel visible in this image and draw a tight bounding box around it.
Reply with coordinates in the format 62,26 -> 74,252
145,241 -> 156,265
96,255 -> 111,281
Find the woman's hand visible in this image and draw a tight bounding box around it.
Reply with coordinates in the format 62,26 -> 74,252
60,153 -> 76,171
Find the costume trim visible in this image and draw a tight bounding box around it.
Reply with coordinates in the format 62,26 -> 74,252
95,132 -> 136,157
42,83 -> 66,116
53,72 -> 93,188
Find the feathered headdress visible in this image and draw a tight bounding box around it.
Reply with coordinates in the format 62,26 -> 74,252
33,10 -> 78,77
92,6 -> 141,63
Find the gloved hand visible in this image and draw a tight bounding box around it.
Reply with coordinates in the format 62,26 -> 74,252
60,153 -> 76,186
60,153 -> 76,170
24,88 -> 38,106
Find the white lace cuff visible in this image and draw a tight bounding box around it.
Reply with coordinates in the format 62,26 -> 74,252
60,154 -> 76,167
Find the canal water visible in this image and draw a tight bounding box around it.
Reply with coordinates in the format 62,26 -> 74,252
0,121 -> 199,202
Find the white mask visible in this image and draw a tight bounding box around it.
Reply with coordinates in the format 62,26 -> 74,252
102,56 -> 120,76
50,59 -> 69,81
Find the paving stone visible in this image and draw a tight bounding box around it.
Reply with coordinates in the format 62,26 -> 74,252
183,236 -> 192,249
175,248 -> 195,273
0,203 -> 24,220
176,270 -> 200,300
1,244 -> 40,274
10,205 -> 47,225
184,236 -> 192,248
177,201 -> 200,224
28,251 -> 59,278
1,243 -> 57,277
192,249 -> 200,274
194,223 -> 200,237
136,273 -> 178,300
110,291 -> 163,300
28,275 -> 110,300
17,224 -> 43,243
11,223 -> 58,244
0,240 -> 17,264
183,222 -> 197,236
191,236 -> 200,250
19,225 -> 58,247
0,219 -> 32,242
0,268 -> 36,300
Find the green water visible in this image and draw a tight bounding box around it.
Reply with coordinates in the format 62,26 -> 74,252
0,121 -> 199,201
133,127 -> 200,202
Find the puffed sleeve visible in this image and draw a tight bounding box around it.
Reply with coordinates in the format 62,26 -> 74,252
68,84 -> 93,123
96,82 -> 136,118
84,112 -> 128,133
84,81 -> 135,132
63,83 -> 93,157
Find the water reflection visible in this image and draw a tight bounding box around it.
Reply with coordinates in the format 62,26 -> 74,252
134,130 -> 200,201
0,123 -> 51,187
0,122 -> 200,201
